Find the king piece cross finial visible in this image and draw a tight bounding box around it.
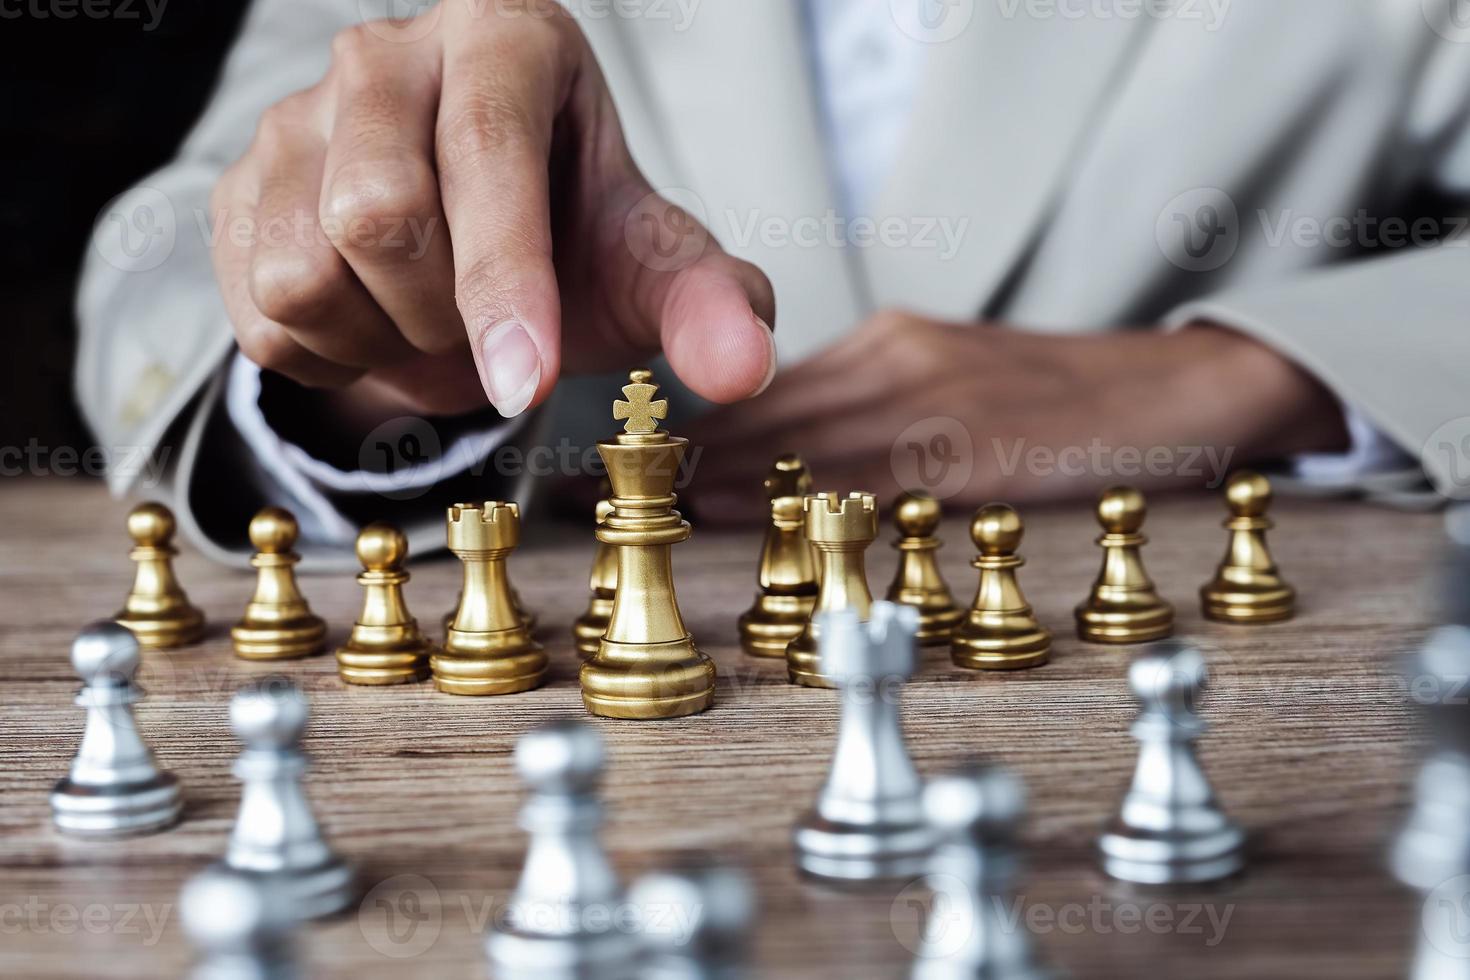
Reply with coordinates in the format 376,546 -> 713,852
612,369 -> 668,434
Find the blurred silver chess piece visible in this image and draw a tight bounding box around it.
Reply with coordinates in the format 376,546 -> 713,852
1392,523 -> 1470,979
629,854 -> 755,980
911,764 -> 1056,980
488,720 -> 638,979
216,678 -> 355,920
1098,641 -> 1245,884
794,602 -> 935,883
181,866 -> 299,980
50,621 -> 182,837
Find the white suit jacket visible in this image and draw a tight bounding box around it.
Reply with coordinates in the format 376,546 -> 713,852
76,0 -> 1470,564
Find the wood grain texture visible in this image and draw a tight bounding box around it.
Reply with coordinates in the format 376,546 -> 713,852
0,477 -> 1448,979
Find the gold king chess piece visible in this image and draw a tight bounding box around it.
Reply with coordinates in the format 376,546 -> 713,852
1075,487 -> 1174,644
951,504 -> 1051,670
334,523 -> 433,685
1200,471 -> 1296,623
786,492 -> 878,688
231,508 -> 327,660
572,495 -> 618,659
113,502 -> 205,649
884,491 -> 963,644
580,369 -> 716,719
431,502 -> 548,695
738,455 -> 818,658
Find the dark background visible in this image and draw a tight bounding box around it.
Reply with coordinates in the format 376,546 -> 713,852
2,1 -> 250,452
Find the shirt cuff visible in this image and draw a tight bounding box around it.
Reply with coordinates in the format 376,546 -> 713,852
1287,403 -> 1414,487
224,352 -> 524,545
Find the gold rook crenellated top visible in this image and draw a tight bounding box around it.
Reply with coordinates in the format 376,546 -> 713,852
579,370 -> 716,719
786,491 -> 878,688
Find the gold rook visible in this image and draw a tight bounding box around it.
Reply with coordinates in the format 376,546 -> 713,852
786,491 -> 878,688
432,503 -> 548,696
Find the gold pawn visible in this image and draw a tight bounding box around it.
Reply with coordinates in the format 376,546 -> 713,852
572,497 -> 618,659
431,502 -> 548,695
884,491 -> 963,644
951,504 -> 1051,670
738,455 -> 818,658
113,502 -> 205,649
786,492 -> 878,688
1075,487 -> 1174,644
230,508 -> 327,660
335,523 -> 433,685
1200,472 -> 1296,622
580,369 -> 716,719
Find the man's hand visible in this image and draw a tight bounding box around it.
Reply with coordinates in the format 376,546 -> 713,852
210,0 -> 775,419
686,312 -> 1348,521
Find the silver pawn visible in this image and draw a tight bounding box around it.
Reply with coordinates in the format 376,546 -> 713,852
181,866 -> 299,980
50,622 -> 182,837
1392,540 -> 1470,979
911,765 -> 1055,980
794,601 -> 935,883
629,855 -> 755,980
489,720 -> 638,979
216,678 -> 355,920
1098,641 -> 1245,884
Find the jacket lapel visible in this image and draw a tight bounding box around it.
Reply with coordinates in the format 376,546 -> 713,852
864,5 -> 1149,320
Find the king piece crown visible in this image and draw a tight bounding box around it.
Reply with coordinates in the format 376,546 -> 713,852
817,601 -> 918,683
612,369 -> 668,434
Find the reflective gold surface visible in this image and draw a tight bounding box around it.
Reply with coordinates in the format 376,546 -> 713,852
951,503 -> 1051,670
573,496 -> 618,659
884,491 -> 962,644
1075,487 -> 1174,644
738,455 -> 818,658
580,370 -> 716,719
786,492 -> 878,688
230,508 -> 327,660
1201,471 -> 1297,623
335,523 -> 433,685
112,502 -> 205,649
443,588 -> 535,635
431,502 -> 548,696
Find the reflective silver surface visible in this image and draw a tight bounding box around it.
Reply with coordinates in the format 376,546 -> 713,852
181,866 -> 299,980
216,679 -> 355,920
795,602 -> 935,883
911,765 -> 1055,980
488,721 -> 638,979
1098,641 -> 1245,884
629,854 -> 755,980
50,622 -> 182,837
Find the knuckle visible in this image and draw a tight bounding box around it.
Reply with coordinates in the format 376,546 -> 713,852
329,24 -> 380,69
321,160 -> 437,248
248,249 -> 342,326
436,89 -> 540,170
234,320 -> 298,372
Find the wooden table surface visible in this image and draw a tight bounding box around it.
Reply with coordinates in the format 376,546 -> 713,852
0,477 -> 1447,979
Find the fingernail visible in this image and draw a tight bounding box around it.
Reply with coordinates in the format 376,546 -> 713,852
751,316 -> 777,396
479,321 -> 541,418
